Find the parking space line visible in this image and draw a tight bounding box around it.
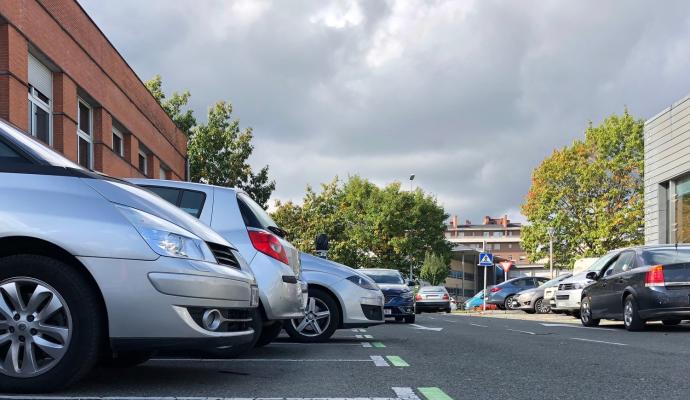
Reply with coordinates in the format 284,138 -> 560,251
356,334 -> 364,338
370,355 -> 390,367
570,337 -> 627,346
362,342 -> 372,347
269,342 -> 361,346
470,323 -> 487,328
386,356 -> 409,367
150,358 -> 373,363
506,328 -> 536,335
372,341 -> 386,348
364,334 -> 374,339
418,387 -> 453,400
393,387 -> 422,400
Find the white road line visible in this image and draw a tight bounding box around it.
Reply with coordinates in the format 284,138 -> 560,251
364,334 -> 374,339
470,323 -> 488,328
570,337 -> 627,346
150,358 -> 373,363
539,323 -> 614,331
392,387 -> 422,400
267,342 -> 361,346
355,334 -> 364,339
370,355 -> 390,367
410,324 -> 443,331
507,328 -> 536,335
361,342 -> 372,347
0,387 -> 421,400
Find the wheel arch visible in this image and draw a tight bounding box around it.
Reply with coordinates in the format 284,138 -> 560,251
621,287 -> 638,308
307,283 -> 344,329
0,236 -> 110,342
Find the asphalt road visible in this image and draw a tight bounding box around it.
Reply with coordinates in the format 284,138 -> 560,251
7,313 -> 690,399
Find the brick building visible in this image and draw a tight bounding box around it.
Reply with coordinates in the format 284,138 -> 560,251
445,215 -> 527,264
0,0 -> 187,179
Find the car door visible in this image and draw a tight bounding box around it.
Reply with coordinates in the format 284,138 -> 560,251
608,251 -> 636,318
588,254 -> 620,318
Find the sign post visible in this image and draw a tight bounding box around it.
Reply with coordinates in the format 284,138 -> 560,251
478,252 -> 494,312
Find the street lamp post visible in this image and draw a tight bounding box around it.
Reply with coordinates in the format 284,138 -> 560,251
409,174 -> 415,192
547,227 -> 555,279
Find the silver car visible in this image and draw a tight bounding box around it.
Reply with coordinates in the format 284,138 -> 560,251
415,286 -> 452,313
129,179 -> 306,351
284,253 -> 385,342
513,274 -> 572,314
0,120 -> 258,392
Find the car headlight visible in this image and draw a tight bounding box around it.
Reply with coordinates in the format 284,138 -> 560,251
117,205 -> 215,262
346,275 -> 379,290
400,290 -> 414,299
572,283 -> 585,289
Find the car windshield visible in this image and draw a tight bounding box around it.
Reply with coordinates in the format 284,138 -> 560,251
362,270 -> 404,284
541,274 -> 572,288
641,248 -> 690,266
0,119 -> 83,169
586,251 -> 619,272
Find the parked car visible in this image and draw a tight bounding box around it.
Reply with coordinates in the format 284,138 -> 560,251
0,120 -> 258,392
554,250 -> 620,318
129,179 -> 306,352
284,253 -> 385,342
415,286 -> 452,313
361,269 -> 416,323
464,291 -> 485,310
486,276 -> 550,310
580,245 -> 690,331
513,274 -> 572,314
543,285 -> 559,312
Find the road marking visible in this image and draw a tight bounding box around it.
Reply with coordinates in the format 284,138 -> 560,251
539,323 -> 614,331
364,334 -> 374,339
410,323 -> 443,331
386,356 -> 410,367
470,323 -> 487,328
356,334 -> 364,339
362,342 -> 372,347
372,341 -> 386,348
418,387 -> 453,400
570,337 -> 627,346
0,387 -> 424,400
370,355 -> 390,367
269,342 -> 361,346
151,358 -> 373,363
352,328 -> 367,332
507,329 -> 536,335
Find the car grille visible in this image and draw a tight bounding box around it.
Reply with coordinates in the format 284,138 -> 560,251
207,242 -> 240,269
384,295 -> 398,304
556,294 -> 570,300
559,283 -> 574,290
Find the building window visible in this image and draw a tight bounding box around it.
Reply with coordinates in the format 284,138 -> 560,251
508,243 -> 513,249
483,232 -> 490,238
494,243 -> 501,250
138,149 -> 148,176
159,166 -> 168,180
675,176 -> 690,243
77,100 -> 92,169
27,55 -> 53,145
112,127 -> 124,157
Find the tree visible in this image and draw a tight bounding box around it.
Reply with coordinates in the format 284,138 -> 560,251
145,75 -> 196,136
272,176 -> 451,275
188,101 -> 276,207
521,110 -> 644,268
420,252 -> 449,285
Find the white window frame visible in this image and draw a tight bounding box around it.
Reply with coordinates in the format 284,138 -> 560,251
112,126 -> 125,157
138,149 -> 148,176
28,86 -> 52,146
77,99 -> 93,169
159,165 -> 168,180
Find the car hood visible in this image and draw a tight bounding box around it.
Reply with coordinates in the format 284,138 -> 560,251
377,284 -> 411,295
518,287 -> 544,296
558,271 -> 592,285
83,177 -> 231,247
300,253 -> 374,283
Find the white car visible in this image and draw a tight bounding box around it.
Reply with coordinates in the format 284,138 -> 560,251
553,250 -> 620,317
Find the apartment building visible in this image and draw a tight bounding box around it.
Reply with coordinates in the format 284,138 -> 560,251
445,214 -> 527,264
0,0 -> 187,179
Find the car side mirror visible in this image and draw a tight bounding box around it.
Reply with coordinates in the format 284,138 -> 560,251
407,280 -> 416,287
585,271 -> 598,281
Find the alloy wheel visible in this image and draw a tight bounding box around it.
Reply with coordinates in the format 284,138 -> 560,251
290,297 -> 331,337
624,300 -> 633,327
581,299 -> 591,323
536,299 -> 550,314
0,278 -> 72,378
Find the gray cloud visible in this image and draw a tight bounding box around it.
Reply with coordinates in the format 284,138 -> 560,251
80,0 -> 690,223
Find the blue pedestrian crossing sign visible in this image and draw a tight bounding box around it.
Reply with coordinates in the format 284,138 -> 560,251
478,252 -> 494,266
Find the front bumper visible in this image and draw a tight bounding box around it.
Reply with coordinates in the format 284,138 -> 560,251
250,253 -> 306,321
79,255 -> 257,350
382,295 -> 415,317
332,279 -> 385,327
554,289 -> 583,310
514,295 -> 534,310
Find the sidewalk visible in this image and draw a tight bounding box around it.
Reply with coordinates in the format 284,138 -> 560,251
452,309 -> 621,326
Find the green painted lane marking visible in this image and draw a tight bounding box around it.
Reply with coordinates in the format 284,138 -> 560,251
418,387 -> 453,400
372,341 -> 386,348
386,355 -> 409,367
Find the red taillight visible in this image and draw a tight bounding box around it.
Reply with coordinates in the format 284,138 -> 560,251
490,286 -> 501,293
248,229 -> 289,265
645,264 -> 665,287
415,293 -> 422,301
442,293 -> 449,300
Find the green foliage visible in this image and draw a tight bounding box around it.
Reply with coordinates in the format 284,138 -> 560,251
145,75 -> 275,207
188,102 -> 275,207
272,176 -> 451,275
419,252 -> 449,286
145,75 -> 196,136
521,110 -> 644,268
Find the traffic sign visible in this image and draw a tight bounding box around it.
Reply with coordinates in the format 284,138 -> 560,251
478,252 -> 494,266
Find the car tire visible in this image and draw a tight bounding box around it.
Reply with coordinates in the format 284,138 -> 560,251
579,297 -> 600,327
404,315 -> 415,324
445,308 -> 452,314
0,255 -> 103,393
255,321 -> 282,347
285,288 -> 339,342
101,351 -> 153,368
535,298 -> 550,314
504,296 -> 515,310
395,316 -> 403,322
623,295 -> 645,331
662,319 -> 682,326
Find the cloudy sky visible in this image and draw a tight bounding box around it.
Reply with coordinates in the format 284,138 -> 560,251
80,0 -> 690,223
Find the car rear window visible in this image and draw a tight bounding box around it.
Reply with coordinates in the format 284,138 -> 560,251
641,249 -> 690,266
420,287 -> 445,292
237,192 -> 278,230
143,185 -> 206,218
